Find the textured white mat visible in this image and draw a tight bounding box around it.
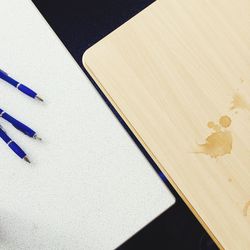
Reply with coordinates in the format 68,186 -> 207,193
0,1 -> 175,249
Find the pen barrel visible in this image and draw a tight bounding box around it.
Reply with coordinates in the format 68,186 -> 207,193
0,129 -> 26,159
0,128 -> 11,143
0,71 -> 19,87
0,71 -> 40,101
18,84 -> 37,99
8,141 -> 27,159
1,112 -> 36,138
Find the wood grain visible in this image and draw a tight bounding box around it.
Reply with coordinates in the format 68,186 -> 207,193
83,0 -> 250,249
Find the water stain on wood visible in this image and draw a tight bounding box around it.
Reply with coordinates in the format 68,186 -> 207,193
196,84 -> 250,159
196,116 -> 232,158
231,93 -> 250,111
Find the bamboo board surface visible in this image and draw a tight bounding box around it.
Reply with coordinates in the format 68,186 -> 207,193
83,0 -> 250,249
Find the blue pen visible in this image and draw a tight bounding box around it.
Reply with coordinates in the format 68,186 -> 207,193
0,124 -> 30,163
0,108 -> 41,140
0,68 -> 43,102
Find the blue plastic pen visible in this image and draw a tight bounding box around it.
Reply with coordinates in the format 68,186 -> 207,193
0,108 -> 41,140
0,124 -> 30,163
0,69 -> 43,102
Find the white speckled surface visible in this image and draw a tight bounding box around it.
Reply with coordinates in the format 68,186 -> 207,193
0,1 -> 175,249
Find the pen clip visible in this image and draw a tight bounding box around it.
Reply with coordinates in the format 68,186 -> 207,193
0,68 -> 8,76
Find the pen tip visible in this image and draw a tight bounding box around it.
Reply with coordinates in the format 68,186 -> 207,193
24,156 -> 31,164
35,95 -> 44,102
34,135 -> 42,141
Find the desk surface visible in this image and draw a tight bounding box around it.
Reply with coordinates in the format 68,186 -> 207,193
0,1 -> 175,249
84,0 -> 250,249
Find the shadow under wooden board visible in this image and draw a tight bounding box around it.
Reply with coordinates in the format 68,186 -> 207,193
83,0 -> 250,249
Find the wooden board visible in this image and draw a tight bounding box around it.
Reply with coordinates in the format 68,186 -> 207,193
83,0 -> 250,249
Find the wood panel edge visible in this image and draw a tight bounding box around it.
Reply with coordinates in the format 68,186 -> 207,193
82,50 -> 224,250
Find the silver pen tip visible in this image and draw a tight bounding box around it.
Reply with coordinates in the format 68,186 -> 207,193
34,135 -> 42,141
35,95 -> 44,102
24,156 -> 31,164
